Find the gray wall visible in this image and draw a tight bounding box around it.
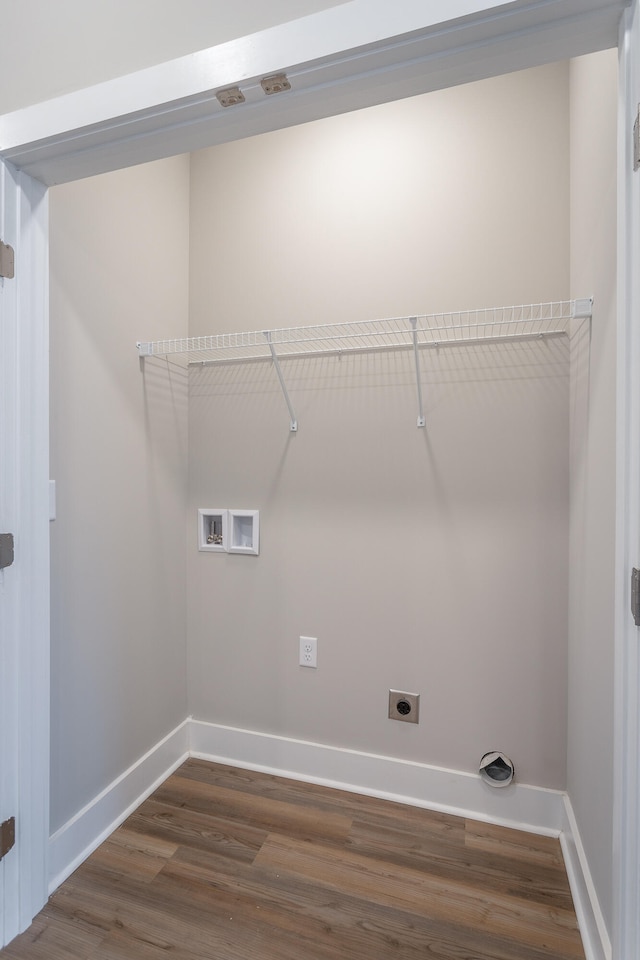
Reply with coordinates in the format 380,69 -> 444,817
49,156 -> 190,831
187,62 -> 572,789
568,48 -> 618,935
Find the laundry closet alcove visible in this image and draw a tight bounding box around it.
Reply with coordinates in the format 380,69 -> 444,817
49,53 -> 616,945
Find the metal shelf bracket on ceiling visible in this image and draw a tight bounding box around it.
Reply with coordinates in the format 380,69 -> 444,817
264,330 -> 298,432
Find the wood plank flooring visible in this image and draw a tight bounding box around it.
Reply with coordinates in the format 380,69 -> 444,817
3,759 -> 585,959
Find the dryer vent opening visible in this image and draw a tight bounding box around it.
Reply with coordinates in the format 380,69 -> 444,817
479,751 -> 514,788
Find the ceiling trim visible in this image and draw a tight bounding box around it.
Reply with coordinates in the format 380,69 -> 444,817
0,0 -> 630,185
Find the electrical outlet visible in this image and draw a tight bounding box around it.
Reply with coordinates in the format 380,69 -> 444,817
299,636 -> 317,668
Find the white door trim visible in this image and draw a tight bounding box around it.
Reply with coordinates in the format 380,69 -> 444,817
0,155 -> 19,951
0,159 -> 50,948
614,4 -> 640,958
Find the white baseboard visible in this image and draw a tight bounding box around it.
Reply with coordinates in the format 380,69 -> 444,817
560,795 -> 611,960
189,719 -> 565,835
48,719 -> 190,893
48,714 -> 606,960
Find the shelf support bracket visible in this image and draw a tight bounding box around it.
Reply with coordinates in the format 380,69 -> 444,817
410,317 -> 425,428
264,331 -> 298,432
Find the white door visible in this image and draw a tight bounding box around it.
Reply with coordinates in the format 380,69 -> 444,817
0,158 -> 49,949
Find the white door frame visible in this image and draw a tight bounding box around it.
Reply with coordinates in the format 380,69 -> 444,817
0,0 -> 629,187
0,158 -> 49,947
0,1 -> 638,953
614,4 -> 640,959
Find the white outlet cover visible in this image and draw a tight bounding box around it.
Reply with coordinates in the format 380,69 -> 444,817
299,636 -> 317,668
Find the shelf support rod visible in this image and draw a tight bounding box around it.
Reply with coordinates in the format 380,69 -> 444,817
410,317 -> 426,428
264,331 -> 298,432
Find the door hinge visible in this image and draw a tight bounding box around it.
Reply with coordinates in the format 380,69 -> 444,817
0,817 -> 15,861
0,239 -> 15,279
632,568 -> 640,625
635,105 -> 640,172
0,532 -> 14,569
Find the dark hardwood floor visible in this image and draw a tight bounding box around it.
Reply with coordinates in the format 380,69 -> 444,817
3,759 -> 585,959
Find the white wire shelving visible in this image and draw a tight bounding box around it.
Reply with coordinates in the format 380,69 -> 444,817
137,298 -> 592,431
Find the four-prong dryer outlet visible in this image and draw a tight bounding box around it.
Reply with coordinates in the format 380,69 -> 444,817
299,637 -> 317,668
388,689 -> 420,723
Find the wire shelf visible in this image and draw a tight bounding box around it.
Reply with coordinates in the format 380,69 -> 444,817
137,299 -> 591,365
137,298 -> 591,432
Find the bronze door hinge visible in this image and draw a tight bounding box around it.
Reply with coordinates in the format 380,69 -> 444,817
0,239 -> 14,279
632,568 -> 640,625
0,817 -> 15,861
0,532 -> 14,569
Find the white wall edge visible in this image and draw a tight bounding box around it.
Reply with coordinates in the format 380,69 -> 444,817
188,719 -> 565,836
561,794 -> 612,960
48,719 -> 190,893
